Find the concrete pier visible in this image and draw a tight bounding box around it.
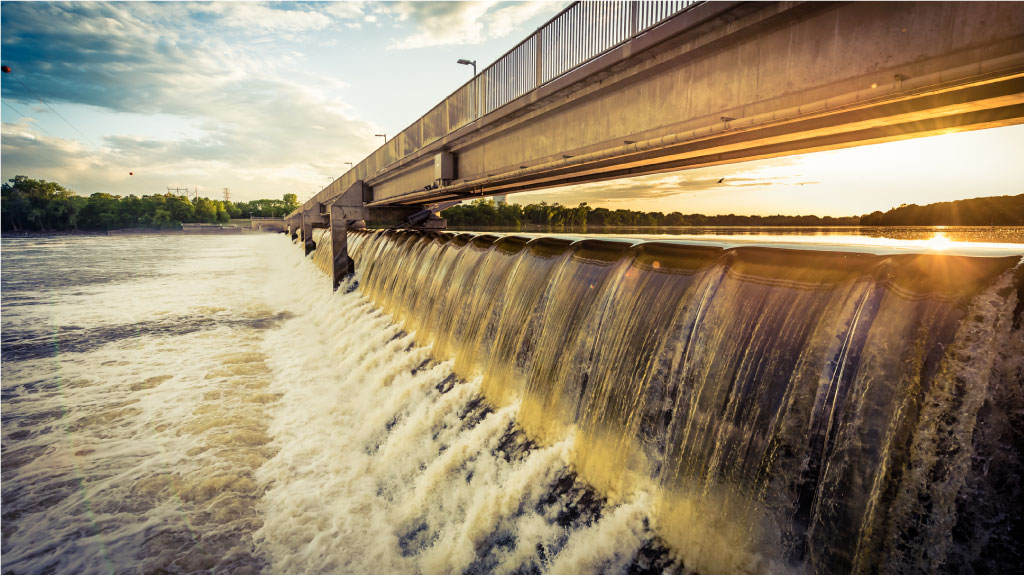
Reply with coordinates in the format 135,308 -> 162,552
329,203 -> 352,288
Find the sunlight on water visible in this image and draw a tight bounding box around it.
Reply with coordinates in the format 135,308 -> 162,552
924,231 -> 952,250
508,230 -> 1024,257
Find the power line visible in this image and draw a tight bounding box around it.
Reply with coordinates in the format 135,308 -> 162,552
167,186 -> 199,202
1,99 -> 59,139
5,69 -> 101,148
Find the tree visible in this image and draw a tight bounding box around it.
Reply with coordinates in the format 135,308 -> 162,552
1,176 -> 80,231
193,197 -> 219,223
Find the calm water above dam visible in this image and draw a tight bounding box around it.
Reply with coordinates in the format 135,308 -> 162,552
3,231 -> 1023,574
448,225 -> 1024,245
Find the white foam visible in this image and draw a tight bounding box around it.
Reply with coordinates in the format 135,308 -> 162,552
253,239 -> 670,575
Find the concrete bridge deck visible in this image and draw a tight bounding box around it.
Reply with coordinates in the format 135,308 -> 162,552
286,0 -> 1024,285
291,1 -> 1024,217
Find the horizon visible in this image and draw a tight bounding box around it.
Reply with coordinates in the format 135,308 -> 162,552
2,1 -> 1023,216
7,173 -> 1020,223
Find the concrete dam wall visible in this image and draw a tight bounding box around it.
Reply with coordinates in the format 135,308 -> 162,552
299,228 -> 1023,574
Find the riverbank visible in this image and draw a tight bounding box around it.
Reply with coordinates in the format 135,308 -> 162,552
3,226 -> 280,237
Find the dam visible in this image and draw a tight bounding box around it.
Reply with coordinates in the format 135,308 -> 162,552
1,229 -> 1021,574
295,226 -> 1022,574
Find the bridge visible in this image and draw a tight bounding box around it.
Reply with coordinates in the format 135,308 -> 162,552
250,217 -> 287,233
287,0 -> 1024,286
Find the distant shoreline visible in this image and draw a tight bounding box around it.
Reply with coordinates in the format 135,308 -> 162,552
2,227 -> 268,237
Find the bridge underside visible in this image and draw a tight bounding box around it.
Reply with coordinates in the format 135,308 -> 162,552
381,75 -> 1024,205
361,1 -> 1024,207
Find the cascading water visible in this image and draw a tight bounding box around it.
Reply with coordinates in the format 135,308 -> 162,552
301,227 -> 1024,574
3,231 -> 1021,575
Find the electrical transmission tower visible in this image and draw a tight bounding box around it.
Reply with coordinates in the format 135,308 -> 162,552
167,186 -> 200,201
223,188 -> 231,203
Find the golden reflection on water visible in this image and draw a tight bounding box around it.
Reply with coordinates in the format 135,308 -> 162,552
925,232 -> 952,250
501,230 -> 1024,257
450,225 -> 1024,246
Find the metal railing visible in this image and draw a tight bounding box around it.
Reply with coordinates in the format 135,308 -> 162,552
304,0 -> 700,211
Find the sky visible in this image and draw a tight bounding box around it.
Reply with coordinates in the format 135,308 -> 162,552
1,1 -> 1022,217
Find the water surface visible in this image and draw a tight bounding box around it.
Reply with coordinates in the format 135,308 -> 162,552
3,232 -> 1022,575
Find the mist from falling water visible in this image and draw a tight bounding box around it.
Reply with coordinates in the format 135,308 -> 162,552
300,227 -> 1024,574
261,231 -> 673,575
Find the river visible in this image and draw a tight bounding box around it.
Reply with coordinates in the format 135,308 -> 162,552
2,231 -> 1022,574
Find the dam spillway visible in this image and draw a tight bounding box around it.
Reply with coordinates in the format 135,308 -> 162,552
306,227 -> 1023,574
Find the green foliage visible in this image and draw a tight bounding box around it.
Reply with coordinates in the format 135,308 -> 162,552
0,175 -> 301,232
5,175 -> 1021,232
442,194 -> 1024,228
442,199 -> 865,228
231,195 -> 298,219
1,176 -> 81,231
859,194 -> 1024,226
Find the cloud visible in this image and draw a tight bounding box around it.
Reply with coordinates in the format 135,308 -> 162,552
192,3 -> 336,35
0,2 -> 378,200
385,1 -> 560,49
2,122 -> 106,182
324,1 -> 369,21
511,164 -> 816,208
0,2 -> 569,201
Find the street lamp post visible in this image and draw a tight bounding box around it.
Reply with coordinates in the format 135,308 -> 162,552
457,59 -> 477,76
375,133 -> 387,144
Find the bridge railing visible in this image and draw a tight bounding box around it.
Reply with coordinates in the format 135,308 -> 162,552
303,0 -> 700,212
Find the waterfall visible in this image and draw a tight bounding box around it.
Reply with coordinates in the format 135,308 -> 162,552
294,228 -> 1022,574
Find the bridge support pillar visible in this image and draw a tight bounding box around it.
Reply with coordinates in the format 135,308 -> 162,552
301,211 -> 316,255
329,203 -> 354,289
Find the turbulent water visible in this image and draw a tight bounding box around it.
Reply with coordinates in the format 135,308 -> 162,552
2,231 -> 1023,574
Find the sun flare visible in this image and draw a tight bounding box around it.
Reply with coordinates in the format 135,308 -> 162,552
925,232 -> 953,250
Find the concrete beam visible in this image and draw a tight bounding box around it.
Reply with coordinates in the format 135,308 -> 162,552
330,180 -> 375,221
327,179 -> 439,227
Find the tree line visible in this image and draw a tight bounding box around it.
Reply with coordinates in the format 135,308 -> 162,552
443,194 -> 1024,228
4,175 -> 1021,233
442,200 -> 863,227
859,194 -> 1024,226
1,176 -> 299,232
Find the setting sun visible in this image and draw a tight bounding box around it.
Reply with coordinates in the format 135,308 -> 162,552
925,232 -> 953,250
